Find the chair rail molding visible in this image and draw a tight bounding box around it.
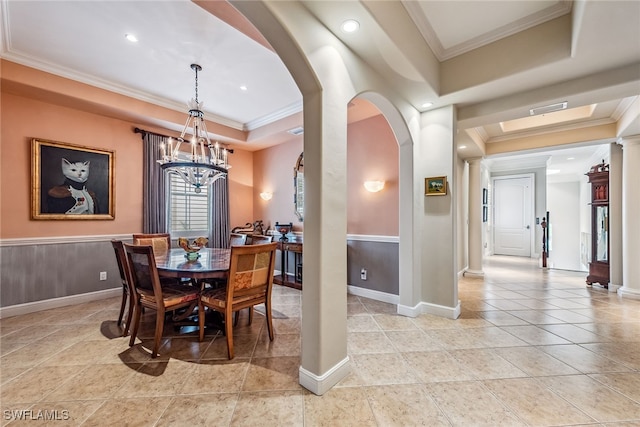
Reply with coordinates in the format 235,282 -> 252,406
0,234 -> 134,247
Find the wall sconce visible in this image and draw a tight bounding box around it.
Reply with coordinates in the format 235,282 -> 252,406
363,180 -> 385,193
260,191 -> 273,201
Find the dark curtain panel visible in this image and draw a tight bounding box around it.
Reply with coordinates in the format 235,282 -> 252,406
142,132 -> 167,233
210,177 -> 230,248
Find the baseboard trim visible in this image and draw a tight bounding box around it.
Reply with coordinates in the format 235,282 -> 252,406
617,286 -> 640,300
0,288 -> 121,319
299,356 -> 351,395
397,300 -> 461,319
464,269 -> 484,278
347,285 -> 399,305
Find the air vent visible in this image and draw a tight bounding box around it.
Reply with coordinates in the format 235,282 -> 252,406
287,126 -> 304,136
529,102 -> 568,116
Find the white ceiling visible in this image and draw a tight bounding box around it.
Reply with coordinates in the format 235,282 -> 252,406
2,0 -> 639,180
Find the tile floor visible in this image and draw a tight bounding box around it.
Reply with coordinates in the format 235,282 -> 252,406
2,255 -> 640,426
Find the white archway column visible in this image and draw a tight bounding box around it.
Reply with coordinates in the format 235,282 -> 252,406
413,105 -> 460,319
466,158 -> 484,277
230,1 -> 351,395
608,143 -> 623,292
618,136 -> 640,299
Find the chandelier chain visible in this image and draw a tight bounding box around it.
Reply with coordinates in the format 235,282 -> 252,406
194,66 -> 199,105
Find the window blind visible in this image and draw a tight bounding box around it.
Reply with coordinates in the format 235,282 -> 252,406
168,173 -> 209,234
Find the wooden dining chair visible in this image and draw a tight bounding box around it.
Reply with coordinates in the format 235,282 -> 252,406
124,243 -> 200,358
229,233 -> 247,246
248,234 -> 273,244
132,233 -> 172,254
111,240 -> 135,337
199,242 -> 277,359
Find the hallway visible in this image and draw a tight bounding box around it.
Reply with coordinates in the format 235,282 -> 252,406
1,256 -> 640,425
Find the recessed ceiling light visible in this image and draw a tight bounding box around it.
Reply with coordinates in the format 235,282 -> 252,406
458,145 -> 467,149
125,33 -> 138,43
422,102 -> 433,108
567,157 -> 575,160
341,19 -> 360,33
240,85 -> 248,91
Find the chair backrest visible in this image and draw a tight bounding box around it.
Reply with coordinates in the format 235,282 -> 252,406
112,240 -> 134,292
229,233 -> 247,246
248,234 -> 273,245
226,242 -> 277,303
123,243 -> 164,305
132,233 -> 172,254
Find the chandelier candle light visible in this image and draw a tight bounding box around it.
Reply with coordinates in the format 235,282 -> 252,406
158,63 -> 229,193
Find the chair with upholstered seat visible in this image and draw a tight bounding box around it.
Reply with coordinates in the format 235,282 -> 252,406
111,240 -> 135,337
248,234 -> 273,244
198,242 -> 277,359
124,243 -> 200,358
229,233 -> 247,246
132,233 -> 172,254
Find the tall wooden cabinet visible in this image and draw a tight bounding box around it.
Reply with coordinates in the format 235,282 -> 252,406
586,161 -> 609,288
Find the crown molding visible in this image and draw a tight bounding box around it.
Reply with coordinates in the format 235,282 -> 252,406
405,0 -> 572,61
486,118 -> 615,144
244,100 -> 303,131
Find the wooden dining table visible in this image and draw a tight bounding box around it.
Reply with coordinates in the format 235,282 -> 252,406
154,247 -> 231,282
154,247 -> 230,324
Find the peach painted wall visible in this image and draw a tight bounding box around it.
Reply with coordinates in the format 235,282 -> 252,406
1,92 -> 143,238
1,90 -> 256,239
347,115 -> 399,236
252,137 -> 304,232
252,114 -> 399,236
228,148 -> 254,229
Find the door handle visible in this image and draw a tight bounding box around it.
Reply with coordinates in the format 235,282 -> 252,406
526,225 -> 530,229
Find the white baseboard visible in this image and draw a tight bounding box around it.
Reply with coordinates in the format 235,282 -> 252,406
464,269 -> 484,278
397,300 -> 461,319
299,356 -> 351,395
617,286 -> 640,300
0,288 -> 121,319
347,285 -> 399,305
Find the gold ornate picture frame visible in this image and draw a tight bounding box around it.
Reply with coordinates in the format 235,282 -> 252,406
425,176 -> 447,196
31,138 -> 115,220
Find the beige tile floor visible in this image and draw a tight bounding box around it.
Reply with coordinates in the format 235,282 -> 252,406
2,255 -> 640,426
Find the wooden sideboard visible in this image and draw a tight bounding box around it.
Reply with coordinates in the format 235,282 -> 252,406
274,239 -> 302,290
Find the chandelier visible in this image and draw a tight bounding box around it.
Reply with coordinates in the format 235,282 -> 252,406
157,63 -> 229,193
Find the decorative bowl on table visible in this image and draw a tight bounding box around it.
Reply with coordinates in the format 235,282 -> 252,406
178,237 -> 208,261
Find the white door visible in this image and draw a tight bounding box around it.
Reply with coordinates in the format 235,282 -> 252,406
493,176 -> 533,257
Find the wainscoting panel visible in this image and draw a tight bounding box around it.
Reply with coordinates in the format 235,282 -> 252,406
347,236 -> 399,296
0,236 -> 125,308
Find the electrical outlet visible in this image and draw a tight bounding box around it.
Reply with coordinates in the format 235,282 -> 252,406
360,268 -> 367,281
99,271 -> 107,281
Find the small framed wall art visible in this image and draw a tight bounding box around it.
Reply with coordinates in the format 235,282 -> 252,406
425,176 -> 447,196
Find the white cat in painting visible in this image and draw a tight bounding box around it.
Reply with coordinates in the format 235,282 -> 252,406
46,158 -> 97,214
61,159 -> 94,214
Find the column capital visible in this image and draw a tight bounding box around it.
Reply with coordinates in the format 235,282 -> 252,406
466,157 -> 484,165
619,135 -> 640,146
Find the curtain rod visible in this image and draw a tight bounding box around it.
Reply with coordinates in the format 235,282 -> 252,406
133,127 -> 234,153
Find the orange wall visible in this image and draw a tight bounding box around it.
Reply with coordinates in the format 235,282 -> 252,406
1,92 -> 143,238
251,114 -> 399,236
347,115 -> 399,236
1,61 -> 398,239
1,90 -> 255,239
252,137 -> 304,232
228,148 -> 254,228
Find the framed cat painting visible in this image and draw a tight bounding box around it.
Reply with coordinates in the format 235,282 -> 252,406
31,138 -> 115,220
